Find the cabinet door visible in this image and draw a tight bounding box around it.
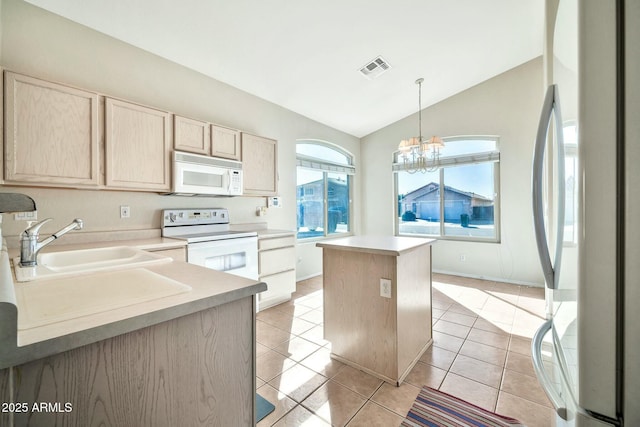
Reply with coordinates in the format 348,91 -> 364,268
259,269 -> 296,303
174,115 -> 210,155
105,98 -> 171,191
259,246 -> 295,276
241,133 -> 277,195
211,125 -> 241,160
4,72 -> 99,187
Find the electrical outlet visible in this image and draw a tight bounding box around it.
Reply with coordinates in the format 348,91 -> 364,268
459,254 -> 467,262
14,211 -> 38,221
120,205 -> 131,218
380,278 -> 392,298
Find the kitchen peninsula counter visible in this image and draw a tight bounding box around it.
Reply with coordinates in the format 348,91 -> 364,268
316,235 -> 435,386
0,240 -> 265,426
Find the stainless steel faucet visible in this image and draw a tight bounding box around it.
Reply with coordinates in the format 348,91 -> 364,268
19,218 -> 84,267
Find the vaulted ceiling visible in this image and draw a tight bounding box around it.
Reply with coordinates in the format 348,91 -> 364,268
26,0 -> 544,137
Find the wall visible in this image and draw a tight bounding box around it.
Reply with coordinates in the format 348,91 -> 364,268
361,58 -> 544,286
0,0 -> 360,280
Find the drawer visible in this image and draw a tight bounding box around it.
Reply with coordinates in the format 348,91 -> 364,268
259,246 -> 296,276
258,235 -> 295,251
259,269 -> 296,302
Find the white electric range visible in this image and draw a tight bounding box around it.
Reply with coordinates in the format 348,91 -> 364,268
161,208 -> 258,280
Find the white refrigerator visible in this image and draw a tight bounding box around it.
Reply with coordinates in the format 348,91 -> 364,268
531,0 -> 639,426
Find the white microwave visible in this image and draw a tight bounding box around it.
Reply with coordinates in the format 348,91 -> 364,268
170,151 -> 243,196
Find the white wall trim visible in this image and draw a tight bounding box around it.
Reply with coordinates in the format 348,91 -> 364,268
433,269 -> 543,288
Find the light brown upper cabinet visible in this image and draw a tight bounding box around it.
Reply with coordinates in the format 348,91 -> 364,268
105,98 -> 171,191
241,133 -> 277,196
174,115 -> 210,155
211,125 -> 241,160
3,72 -> 100,187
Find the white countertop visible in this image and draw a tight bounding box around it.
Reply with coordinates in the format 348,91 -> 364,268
0,238 -> 265,369
316,235 -> 436,256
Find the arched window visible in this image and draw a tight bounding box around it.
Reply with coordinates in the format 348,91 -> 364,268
394,136 -> 500,242
296,141 -> 355,240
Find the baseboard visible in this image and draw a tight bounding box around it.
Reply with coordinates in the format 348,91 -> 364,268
432,269 -> 543,288
296,272 -> 322,282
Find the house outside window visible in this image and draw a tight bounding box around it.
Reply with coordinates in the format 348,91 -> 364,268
296,141 -> 354,240
394,136 -> 500,242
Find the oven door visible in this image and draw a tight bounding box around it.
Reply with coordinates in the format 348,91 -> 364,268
187,237 -> 258,280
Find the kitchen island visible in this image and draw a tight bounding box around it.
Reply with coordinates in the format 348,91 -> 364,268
0,239 -> 266,426
316,235 -> 435,386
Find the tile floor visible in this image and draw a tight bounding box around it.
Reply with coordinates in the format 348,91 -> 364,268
256,273 -> 556,426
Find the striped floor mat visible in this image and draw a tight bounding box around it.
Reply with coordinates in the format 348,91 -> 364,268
402,386 -> 525,427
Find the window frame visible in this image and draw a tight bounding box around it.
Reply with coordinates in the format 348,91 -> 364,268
393,135 -> 501,243
296,140 -> 355,241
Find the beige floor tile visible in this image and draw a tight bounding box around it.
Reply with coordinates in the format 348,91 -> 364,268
300,347 -> 346,378
508,336 -> 533,356
439,372 -> 499,412
271,303 -> 315,318
500,369 -> 552,407
257,377 -> 266,388
433,319 -> 471,339
332,365 -> 384,398
256,383 -> 298,427
404,361 -> 447,389
299,294 -> 323,309
257,320 -> 294,348
519,285 -> 545,299
449,354 -> 504,388
484,293 -> 519,311
439,310 -> 477,327
346,401 -> 404,427
478,308 -> 516,325
370,382 -> 421,417
432,331 -> 464,353
472,317 -> 512,335
505,351 -> 536,377
511,313 -> 545,339
419,345 -> 457,371
269,363 -> 328,403
257,342 -> 271,357
446,303 -> 480,317
257,350 -> 297,382
273,337 -> 322,362
257,307 -> 293,325
496,391 -> 556,427
516,295 -> 547,317
272,404 -> 331,426
298,325 -> 330,347
431,298 -> 453,311
432,308 -> 446,320
459,340 -> 507,367
298,308 -> 324,325
301,380 -> 367,427
467,327 -> 510,350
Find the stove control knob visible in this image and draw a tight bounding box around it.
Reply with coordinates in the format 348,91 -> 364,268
168,212 -> 177,223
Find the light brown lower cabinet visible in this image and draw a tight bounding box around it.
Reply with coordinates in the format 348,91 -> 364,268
258,234 -> 296,309
0,297 -> 256,427
318,237 -> 433,386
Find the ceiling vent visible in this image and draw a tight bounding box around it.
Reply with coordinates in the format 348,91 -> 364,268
359,56 -> 391,80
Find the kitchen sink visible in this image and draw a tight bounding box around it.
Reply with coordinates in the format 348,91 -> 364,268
13,246 -> 172,282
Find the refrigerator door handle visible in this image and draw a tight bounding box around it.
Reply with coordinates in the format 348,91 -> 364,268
532,319 -> 569,420
532,84 -> 565,289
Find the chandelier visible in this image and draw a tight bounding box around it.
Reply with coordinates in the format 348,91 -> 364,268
398,78 -> 444,173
